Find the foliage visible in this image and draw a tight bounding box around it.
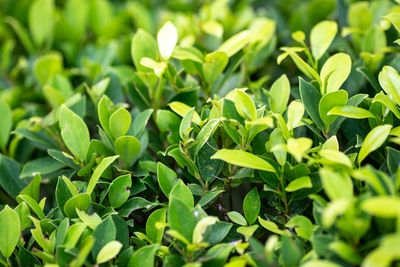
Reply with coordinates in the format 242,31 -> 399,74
1,0 -> 400,266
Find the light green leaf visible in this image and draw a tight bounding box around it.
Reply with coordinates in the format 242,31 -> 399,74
285,176 -> 312,192
109,108 -> 132,139
64,193 -> 91,218
127,244 -> 160,267
146,208 -> 167,243
168,102 -> 201,125
385,12 -> 400,33
372,92 -> 400,119
361,196 -> 400,217
157,162 -> 178,198
320,149 -> 352,167
231,89 -> 257,121
169,180 -> 194,209
96,241 -> 123,264
237,225 -> 258,241
109,174 -> 132,208
322,136 -> 339,151
227,211 -> 247,226
320,53 -> 351,94
258,217 -> 290,236
59,105 -> 90,162
218,30 -> 250,57
114,136 -> 141,167
320,168 -> 353,200
285,215 -> 313,240
168,198 -> 195,242
211,149 -> 275,172
0,206 -> 20,258
319,90 -> 348,125
131,29 -> 158,72
194,119 -> 220,155
203,51 -> 228,85
86,155 -> 119,195
328,105 -> 375,119
269,74 -> 290,113
378,66 -> 400,106
310,21 -> 338,60
157,21 -> 177,60
358,124 -> 392,164
33,54 -> 63,85
76,209 -> 101,230
29,0 -> 54,47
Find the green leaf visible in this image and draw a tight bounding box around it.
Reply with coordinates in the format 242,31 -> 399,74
86,155 -> 119,195
33,54 -> 63,85
218,30 -> 250,57
0,100 -> 12,149
243,188 -> 260,225
146,208 -> 167,243
320,168 -> 353,200
237,225 -> 258,241
203,51 -> 229,85
16,194 -> 45,219
372,92 -> 400,119
20,157 -> 64,179
386,12 -> 400,33
379,66 -> 400,106
64,193 -> 91,218
258,217 -> 289,235
29,0 -> 54,47
310,21 -> 338,60
285,215 -> 313,240
20,173 -> 41,202
231,89 -> 257,121
169,180 -> 194,209
320,53 -> 352,94
319,90 -> 348,126
128,244 -> 159,267
0,205 -> 20,258
168,198 -> 195,242
329,241 -> 362,265
269,74 -> 290,113
97,95 -> 115,140
285,176 -> 312,192
109,108 -> 132,139
299,78 -> 324,130
63,223 -> 87,248
194,119 -> 220,155
76,209 -> 101,230
328,105 -> 375,119
168,102 -> 201,125
211,149 -> 275,172
96,241 -> 123,264
132,29 -> 158,72
227,211 -> 247,226
109,174 -> 132,208
59,105 -> 90,162
157,162 -> 178,198
92,216 -> 116,259
157,21 -> 177,60
192,216 -> 218,244
114,136 -> 141,167
361,196 -> 400,217
358,124 -> 392,164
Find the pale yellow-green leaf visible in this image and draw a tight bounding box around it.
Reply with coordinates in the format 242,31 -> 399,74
322,136 -> 339,151
157,21 -> 178,60
96,241 -> 123,264
320,53 -> 352,94
287,101 -> 304,130
310,21 -> 338,60
378,66 -> 400,106
320,149 -> 352,167
211,149 -> 275,172
258,217 -> 290,236
270,74 -> 290,114
218,30 -> 250,57
361,197 -> 400,218
287,138 -> 313,162
320,168 -> 353,200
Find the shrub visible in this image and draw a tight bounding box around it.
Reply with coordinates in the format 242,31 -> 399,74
1,0 -> 400,266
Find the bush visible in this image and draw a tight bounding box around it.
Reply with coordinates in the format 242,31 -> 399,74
1,0 -> 400,266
